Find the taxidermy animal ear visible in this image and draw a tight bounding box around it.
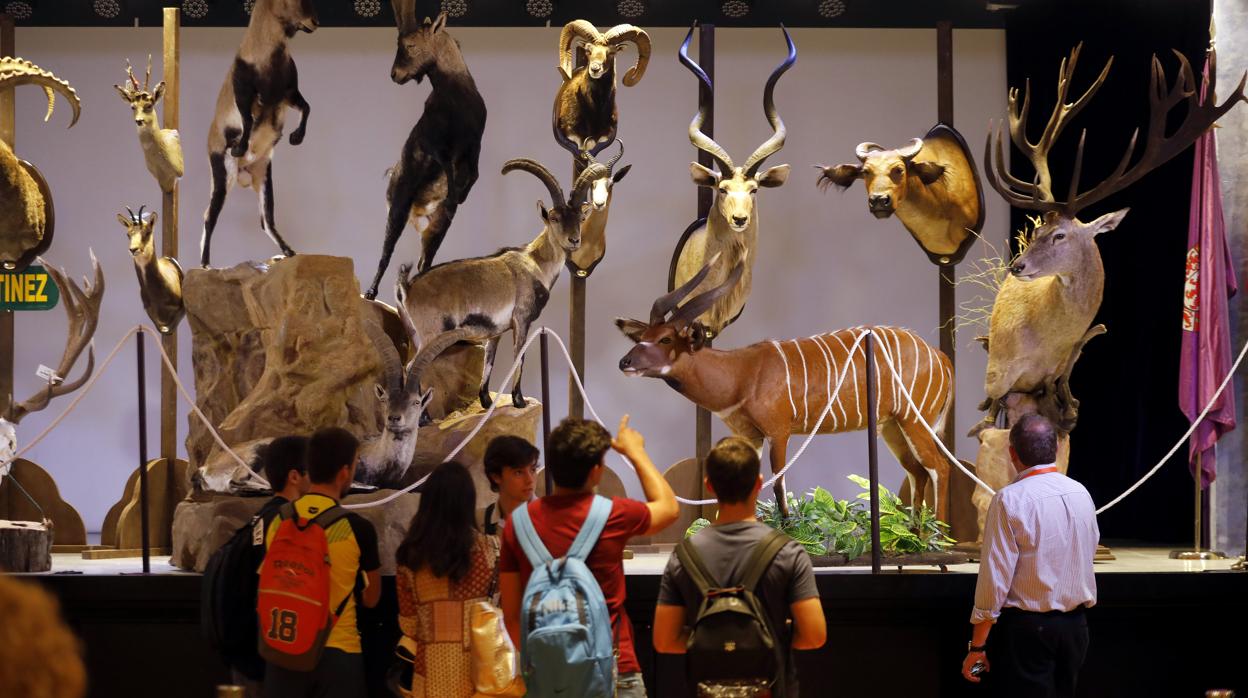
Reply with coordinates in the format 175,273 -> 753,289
420,386 -> 434,405
1087,208 -> 1129,236
117,213 -> 131,227
816,164 -> 863,190
690,162 -> 720,188
374,384 -> 388,402
615,318 -> 649,342
152,81 -> 166,104
613,164 -> 632,183
432,12 -> 448,32
756,164 -> 790,188
910,160 -> 945,185
114,84 -> 131,102
537,200 -> 550,223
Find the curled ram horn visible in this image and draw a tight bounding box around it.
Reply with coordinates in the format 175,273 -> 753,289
558,20 -> 602,81
0,57 -> 81,127
603,24 -> 651,87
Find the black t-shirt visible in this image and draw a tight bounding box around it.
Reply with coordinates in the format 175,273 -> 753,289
658,521 -> 820,698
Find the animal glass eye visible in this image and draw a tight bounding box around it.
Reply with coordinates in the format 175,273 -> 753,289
1053,233 -> 1066,241
660,337 -> 672,345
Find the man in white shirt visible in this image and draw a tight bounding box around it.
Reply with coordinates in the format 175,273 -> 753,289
962,413 -> 1100,697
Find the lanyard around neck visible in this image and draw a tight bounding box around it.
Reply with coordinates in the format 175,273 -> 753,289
1019,466 -> 1058,481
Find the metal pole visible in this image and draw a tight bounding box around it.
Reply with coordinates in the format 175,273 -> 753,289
0,15 -> 15,421
694,23 -> 716,512
865,331 -> 881,574
936,21 -> 957,451
540,332 -> 553,495
566,46 -> 588,421
136,332 -> 151,573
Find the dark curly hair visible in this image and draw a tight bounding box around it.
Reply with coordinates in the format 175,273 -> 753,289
547,418 -> 611,489
396,461 -> 478,582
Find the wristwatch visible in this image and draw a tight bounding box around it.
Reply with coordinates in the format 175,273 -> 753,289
967,642 -> 987,653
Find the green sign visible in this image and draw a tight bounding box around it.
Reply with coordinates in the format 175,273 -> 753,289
0,265 -> 60,311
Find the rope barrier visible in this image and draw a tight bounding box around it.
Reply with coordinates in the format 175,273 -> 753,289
5,318 -> 1243,520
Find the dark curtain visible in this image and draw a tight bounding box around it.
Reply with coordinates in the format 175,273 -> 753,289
1002,0 -> 1212,543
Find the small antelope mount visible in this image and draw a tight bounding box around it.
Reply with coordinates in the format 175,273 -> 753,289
118,206 -> 185,334
114,56 -> 184,195
365,8 -> 487,300
396,158 -> 602,410
973,44 -> 1246,436
669,25 -> 795,338
554,20 -> 650,155
201,0 -> 318,267
554,132 -> 631,276
0,254 -> 106,461
617,259 -> 955,522
817,123 -> 984,262
0,58 -> 80,272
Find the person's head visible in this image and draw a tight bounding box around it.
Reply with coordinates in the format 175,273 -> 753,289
705,436 -> 762,505
306,427 -> 360,496
484,435 -> 539,502
0,576 -> 86,698
547,418 -> 611,491
396,461 -> 477,581
1008,413 -> 1058,470
260,435 -> 310,498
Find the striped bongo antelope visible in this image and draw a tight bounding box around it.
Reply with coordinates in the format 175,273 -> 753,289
617,259 -> 954,520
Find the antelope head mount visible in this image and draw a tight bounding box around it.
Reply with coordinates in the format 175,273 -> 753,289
680,25 -> 795,233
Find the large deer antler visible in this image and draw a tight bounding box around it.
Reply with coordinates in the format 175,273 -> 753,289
679,26 -> 735,175
3,253 -> 105,424
986,43 -> 1247,216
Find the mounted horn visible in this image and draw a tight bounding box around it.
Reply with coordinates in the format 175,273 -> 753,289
502,158 -> 565,208
558,20 -> 602,80
679,25 -> 735,175
855,142 -> 885,161
649,251 -> 722,325
604,24 -> 651,87
670,258 -> 745,327
742,25 -> 797,178
895,138 -> 924,160
402,327 -> 475,394
391,0 -> 418,32
605,139 -> 625,172
0,57 -> 81,127
363,318 -> 404,395
571,161 -> 609,205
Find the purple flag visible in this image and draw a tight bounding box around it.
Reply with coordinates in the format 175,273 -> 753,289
1179,54 -> 1238,488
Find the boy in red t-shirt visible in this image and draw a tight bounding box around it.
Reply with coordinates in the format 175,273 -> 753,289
499,415 -> 679,698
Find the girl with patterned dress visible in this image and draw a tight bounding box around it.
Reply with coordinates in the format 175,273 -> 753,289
395,462 -> 500,698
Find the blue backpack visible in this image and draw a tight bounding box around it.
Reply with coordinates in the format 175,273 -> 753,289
511,495 -> 617,698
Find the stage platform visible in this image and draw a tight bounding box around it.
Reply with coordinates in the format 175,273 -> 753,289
16,547 -> 1248,697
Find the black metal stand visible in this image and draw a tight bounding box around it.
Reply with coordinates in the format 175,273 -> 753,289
540,331 -> 553,495
136,331 -> 151,574
693,23 -> 716,516
865,331 -> 881,574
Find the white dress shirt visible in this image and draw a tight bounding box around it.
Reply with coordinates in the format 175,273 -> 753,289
971,463 -> 1100,624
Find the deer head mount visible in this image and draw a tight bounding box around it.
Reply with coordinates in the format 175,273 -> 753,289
114,56 -> 184,194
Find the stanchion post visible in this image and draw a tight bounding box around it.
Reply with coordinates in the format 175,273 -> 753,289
936,21 -> 957,450
693,23 -> 716,511
865,331 -> 881,574
136,332 -> 151,574
540,332 -> 553,495
0,15 -> 15,424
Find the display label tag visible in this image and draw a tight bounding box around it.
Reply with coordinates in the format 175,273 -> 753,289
0,265 -> 60,311
36,365 -> 63,384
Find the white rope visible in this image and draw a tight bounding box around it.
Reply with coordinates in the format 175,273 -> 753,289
1093,335 -> 1248,515
7,324 -> 268,489
872,335 -> 999,494
344,328 -> 547,509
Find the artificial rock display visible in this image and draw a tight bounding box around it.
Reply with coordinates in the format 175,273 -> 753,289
183,254 -> 533,492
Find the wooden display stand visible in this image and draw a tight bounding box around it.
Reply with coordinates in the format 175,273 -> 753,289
85,457 -> 190,559
0,458 -> 87,546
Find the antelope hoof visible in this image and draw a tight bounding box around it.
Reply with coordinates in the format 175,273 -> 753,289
229,142 -> 247,158
290,129 -> 306,146
479,392 -> 494,410
511,392 -> 526,409
280,247 -> 296,258
363,287 -> 378,301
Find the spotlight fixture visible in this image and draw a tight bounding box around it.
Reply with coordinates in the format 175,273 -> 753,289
720,0 -> 750,19
93,0 -> 121,18
525,0 -> 553,19
2,0 -> 33,20
181,0 -> 210,20
441,0 -> 467,17
817,0 -> 846,18
617,0 -> 645,19
353,0 -> 381,17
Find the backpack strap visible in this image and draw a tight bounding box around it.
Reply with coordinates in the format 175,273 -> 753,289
566,495 -> 612,561
675,537 -> 722,595
482,502 -> 498,536
510,501 -> 554,568
309,505 -> 355,618
741,529 -> 789,592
